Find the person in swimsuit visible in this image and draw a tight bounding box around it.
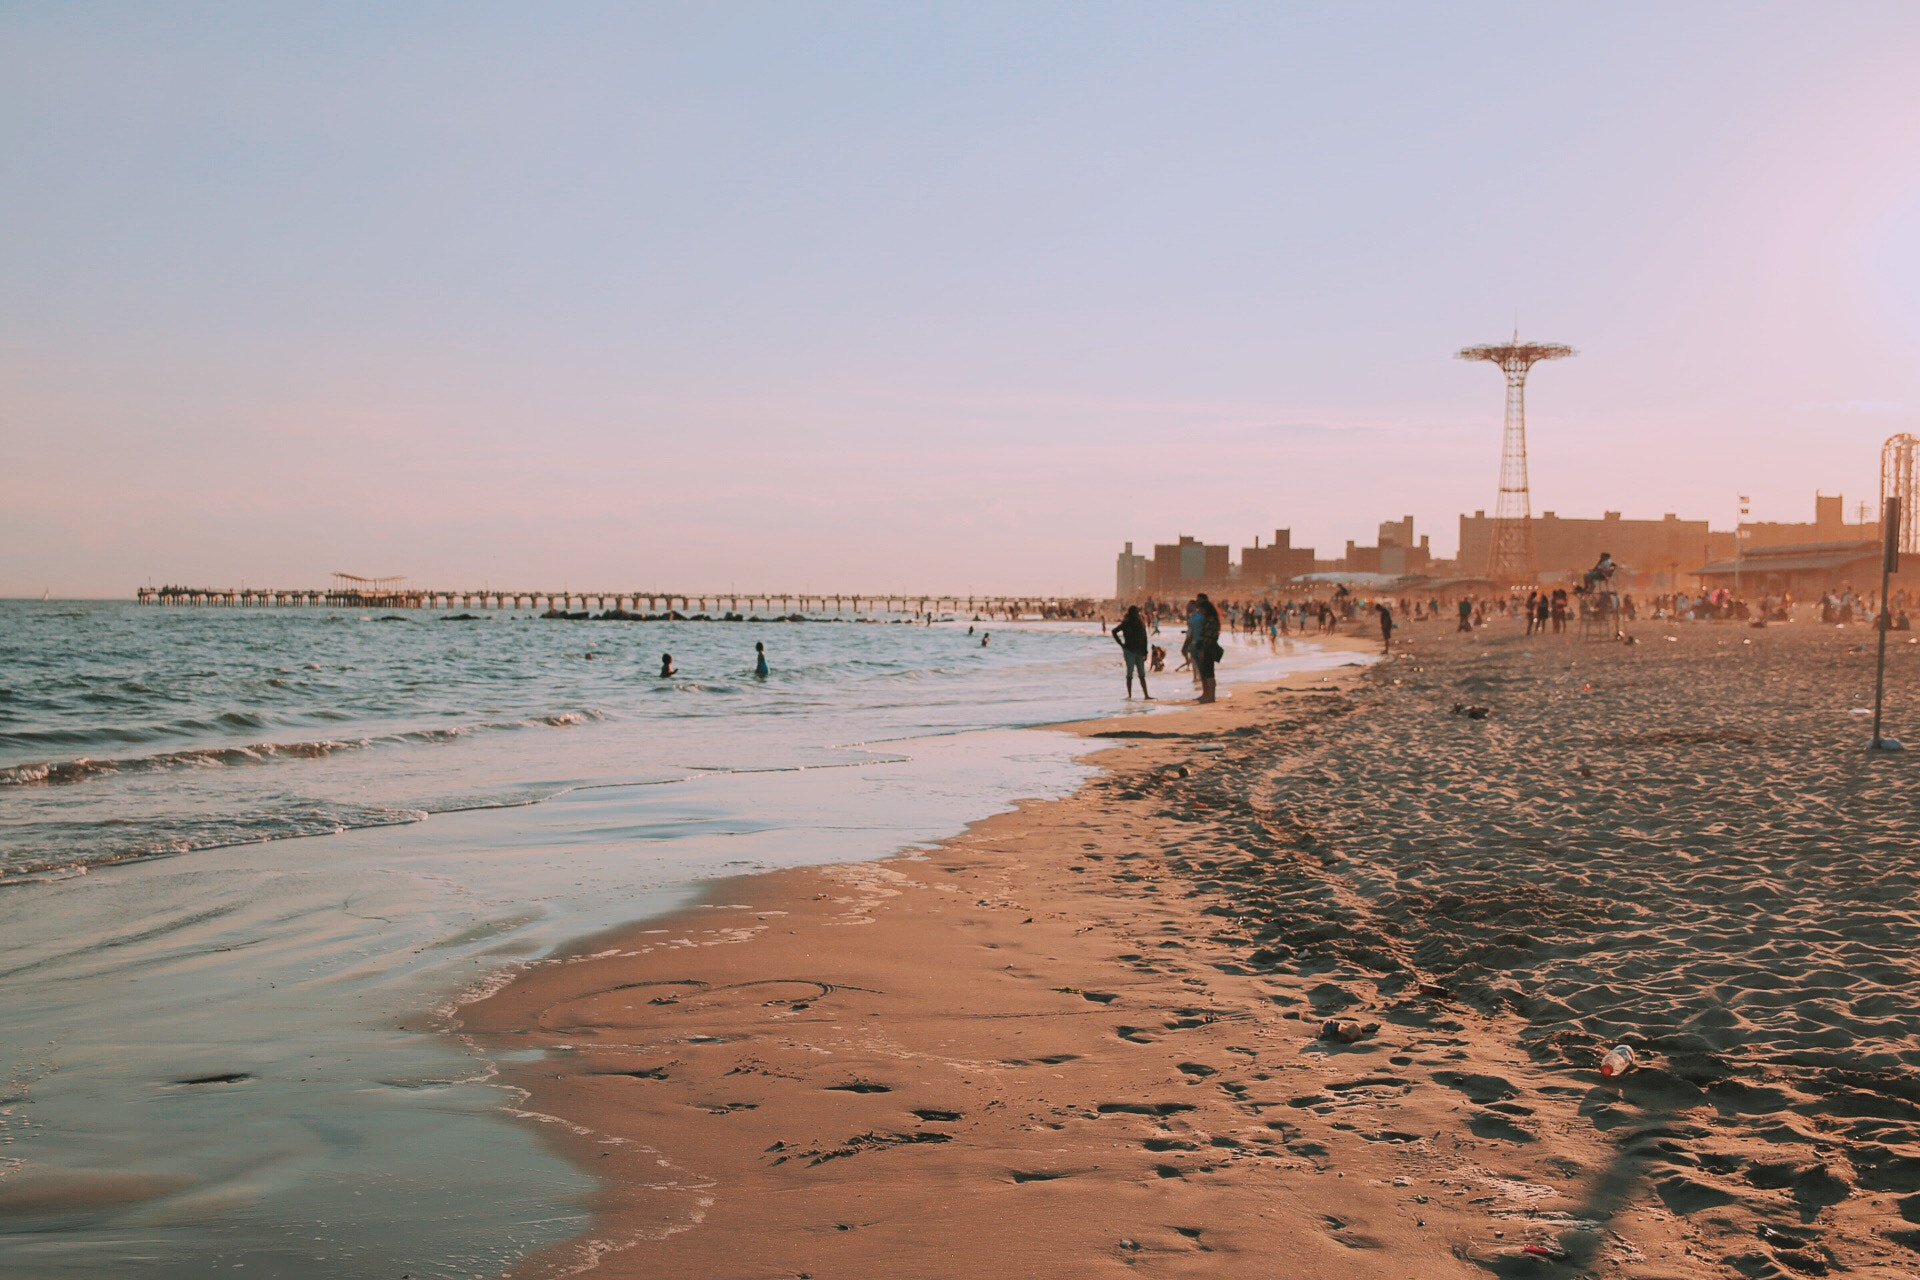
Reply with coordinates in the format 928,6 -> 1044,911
753,642 -> 769,678
659,653 -> 677,677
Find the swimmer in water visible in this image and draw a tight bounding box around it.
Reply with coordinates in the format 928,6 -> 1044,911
980,632 -> 990,647
659,653 -> 677,678
754,641 -> 768,678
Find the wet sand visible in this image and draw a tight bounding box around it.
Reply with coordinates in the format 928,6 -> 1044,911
459,619 -> 1920,1279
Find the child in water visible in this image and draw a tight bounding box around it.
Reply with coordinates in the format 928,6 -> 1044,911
754,642 -> 769,678
659,653 -> 677,677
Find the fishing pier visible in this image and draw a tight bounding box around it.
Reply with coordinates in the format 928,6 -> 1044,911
137,575 -> 1094,619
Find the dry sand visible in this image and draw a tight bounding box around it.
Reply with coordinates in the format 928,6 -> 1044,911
457,619 -> 1920,1279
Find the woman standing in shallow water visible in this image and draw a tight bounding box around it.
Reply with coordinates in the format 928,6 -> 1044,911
1113,604 -> 1152,700
753,642 -> 769,678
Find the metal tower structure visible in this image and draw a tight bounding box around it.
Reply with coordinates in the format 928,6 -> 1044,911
1883,433 -> 1919,556
1456,336 -> 1576,584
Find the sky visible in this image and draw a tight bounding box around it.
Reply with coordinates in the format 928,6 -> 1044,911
6,1 -> 1920,597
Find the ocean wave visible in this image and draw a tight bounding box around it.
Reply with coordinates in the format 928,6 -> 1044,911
0,802 -> 433,884
0,709 -> 609,788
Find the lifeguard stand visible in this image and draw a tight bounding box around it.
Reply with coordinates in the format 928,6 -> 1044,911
1576,556 -> 1627,641
1578,588 -> 1625,641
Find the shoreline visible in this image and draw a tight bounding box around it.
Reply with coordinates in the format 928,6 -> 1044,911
459,614 -> 1920,1278
456,629 -> 1692,1278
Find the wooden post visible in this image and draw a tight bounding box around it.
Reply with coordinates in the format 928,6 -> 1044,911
1873,495 -> 1902,750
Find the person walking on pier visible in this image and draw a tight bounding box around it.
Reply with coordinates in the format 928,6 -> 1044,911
753,642 -> 769,679
1113,604 -> 1152,700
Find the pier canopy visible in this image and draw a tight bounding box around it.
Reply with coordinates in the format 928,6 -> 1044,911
331,572 -> 408,593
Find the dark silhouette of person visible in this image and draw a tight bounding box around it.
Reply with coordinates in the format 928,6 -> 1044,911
659,653 -> 677,677
1113,604 -> 1152,699
1193,593 -> 1222,703
1376,602 -> 1394,653
753,641 -> 768,678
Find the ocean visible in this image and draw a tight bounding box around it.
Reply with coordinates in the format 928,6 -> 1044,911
0,600 -> 1357,1277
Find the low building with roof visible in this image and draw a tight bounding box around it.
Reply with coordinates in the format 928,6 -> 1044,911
1693,541 -> 1882,595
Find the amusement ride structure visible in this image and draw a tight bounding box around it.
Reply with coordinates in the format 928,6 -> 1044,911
1457,335 -> 1577,584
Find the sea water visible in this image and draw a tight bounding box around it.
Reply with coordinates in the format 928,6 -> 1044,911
0,601 -> 1356,1277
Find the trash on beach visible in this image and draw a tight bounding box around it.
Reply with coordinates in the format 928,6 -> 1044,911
1521,1244 -> 1567,1260
1450,703 -> 1491,720
1319,1018 -> 1380,1043
1598,1043 -> 1637,1077
1416,980 -> 1452,999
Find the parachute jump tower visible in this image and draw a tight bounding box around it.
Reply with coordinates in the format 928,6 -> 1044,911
1456,336 -> 1577,585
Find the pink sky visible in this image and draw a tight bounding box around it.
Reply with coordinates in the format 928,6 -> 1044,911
5,3 -> 1920,596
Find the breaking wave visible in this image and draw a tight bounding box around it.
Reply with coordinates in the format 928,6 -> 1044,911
0,710 -> 607,788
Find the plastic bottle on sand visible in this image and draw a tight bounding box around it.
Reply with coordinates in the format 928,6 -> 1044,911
1599,1044 -> 1637,1078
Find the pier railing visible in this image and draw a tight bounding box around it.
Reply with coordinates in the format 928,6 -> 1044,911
134,586 -> 1097,619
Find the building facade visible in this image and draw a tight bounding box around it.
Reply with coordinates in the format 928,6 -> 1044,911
1114,542 -> 1149,598
1457,510 -> 1723,583
1239,529 -> 1317,587
1149,536 -> 1230,595
1342,516 -> 1432,575
1741,493 -> 1879,551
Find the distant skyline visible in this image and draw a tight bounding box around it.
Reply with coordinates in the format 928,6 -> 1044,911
6,2 -> 1920,596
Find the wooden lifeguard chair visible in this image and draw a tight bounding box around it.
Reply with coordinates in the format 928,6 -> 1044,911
1578,589 -> 1625,641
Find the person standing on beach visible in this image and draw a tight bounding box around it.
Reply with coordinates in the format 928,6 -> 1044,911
1113,604 -> 1152,699
1456,596 -> 1473,632
753,641 -> 769,678
1193,593 -> 1222,704
1172,600 -> 1193,672
1376,601 -> 1394,653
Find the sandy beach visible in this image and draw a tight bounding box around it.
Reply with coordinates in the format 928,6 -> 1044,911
458,619 -> 1920,1279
